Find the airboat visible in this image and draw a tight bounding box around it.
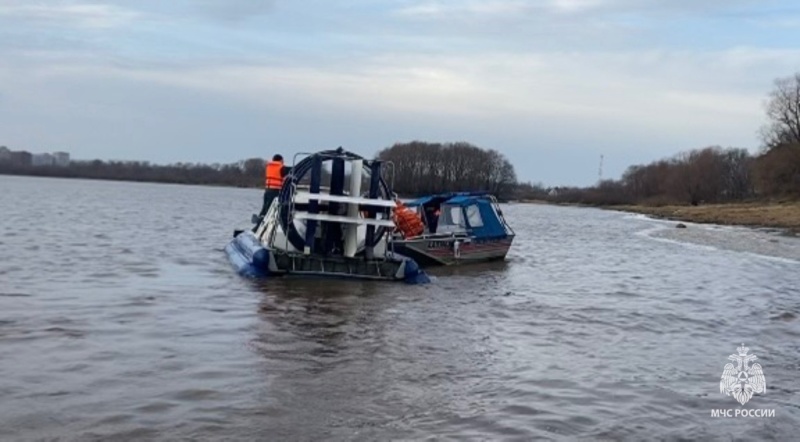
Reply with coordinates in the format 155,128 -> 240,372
225,148 -> 430,284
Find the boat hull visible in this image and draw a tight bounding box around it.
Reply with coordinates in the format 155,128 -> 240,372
226,231 -> 430,284
392,235 -> 514,267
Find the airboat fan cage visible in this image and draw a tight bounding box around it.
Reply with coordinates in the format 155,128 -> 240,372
266,147 -> 398,258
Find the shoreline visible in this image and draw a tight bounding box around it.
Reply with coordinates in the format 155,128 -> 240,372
604,202 -> 800,235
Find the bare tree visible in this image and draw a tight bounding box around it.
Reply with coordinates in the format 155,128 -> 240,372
754,143 -> 800,196
377,141 -> 518,199
721,148 -> 754,200
243,158 -> 265,180
762,72 -> 800,149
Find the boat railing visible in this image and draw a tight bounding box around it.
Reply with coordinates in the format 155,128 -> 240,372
487,194 -> 516,236
391,231 -> 471,242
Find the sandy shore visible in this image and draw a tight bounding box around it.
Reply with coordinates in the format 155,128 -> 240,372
607,202 -> 800,234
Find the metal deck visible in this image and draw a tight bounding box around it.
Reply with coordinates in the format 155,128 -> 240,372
272,252 -> 403,280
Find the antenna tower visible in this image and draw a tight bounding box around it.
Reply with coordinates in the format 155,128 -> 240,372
598,154 -> 604,183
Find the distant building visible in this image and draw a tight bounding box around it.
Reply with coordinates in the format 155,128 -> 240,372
53,151 -> 70,166
32,153 -> 55,166
9,151 -> 32,166
1,148 -> 70,167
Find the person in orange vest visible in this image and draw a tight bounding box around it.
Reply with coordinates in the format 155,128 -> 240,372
254,154 -> 290,228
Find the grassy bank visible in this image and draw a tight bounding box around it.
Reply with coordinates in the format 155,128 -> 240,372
607,202 -> 800,234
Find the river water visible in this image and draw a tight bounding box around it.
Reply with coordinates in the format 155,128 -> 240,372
1,175 -> 798,441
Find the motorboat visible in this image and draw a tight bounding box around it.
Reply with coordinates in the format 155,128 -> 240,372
390,192 -> 515,266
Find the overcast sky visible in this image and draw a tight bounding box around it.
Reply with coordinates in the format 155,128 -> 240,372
2,0 -> 800,185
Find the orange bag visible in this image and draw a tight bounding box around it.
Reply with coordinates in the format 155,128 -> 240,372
393,204 -> 424,238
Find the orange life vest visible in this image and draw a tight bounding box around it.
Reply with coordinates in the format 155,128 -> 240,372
265,161 -> 283,189
393,204 -> 424,238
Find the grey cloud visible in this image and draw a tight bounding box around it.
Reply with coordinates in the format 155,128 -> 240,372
619,0 -> 759,13
558,0 -> 761,16
190,0 -> 277,21
2,0 -> 281,25
100,0 -> 278,22
0,1 -> 141,28
395,0 -> 762,19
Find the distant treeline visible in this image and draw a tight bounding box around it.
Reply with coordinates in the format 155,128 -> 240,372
0,158 -> 268,188
377,141 -> 517,199
1,142 -> 521,199
517,72 -> 800,206
517,144 -> 799,206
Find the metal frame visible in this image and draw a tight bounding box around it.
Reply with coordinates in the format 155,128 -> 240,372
294,191 -> 397,207
278,149 -> 399,261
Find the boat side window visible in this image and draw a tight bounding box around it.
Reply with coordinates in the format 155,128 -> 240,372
465,204 -> 483,227
449,206 -> 463,226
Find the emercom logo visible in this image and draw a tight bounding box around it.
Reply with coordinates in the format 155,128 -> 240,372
719,344 -> 766,405
711,409 -> 775,418
710,344 -> 774,418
